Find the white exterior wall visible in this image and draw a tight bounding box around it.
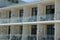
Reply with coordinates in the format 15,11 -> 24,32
23,6 -> 31,17
10,25 -> 21,34
55,23 -> 60,40
0,0 -> 60,40
37,4 -> 46,21
55,0 -> 60,20
37,24 -> 47,37
11,9 -> 19,18
0,26 -> 9,34
0,10 -> 9,18
22,24 -> 31,40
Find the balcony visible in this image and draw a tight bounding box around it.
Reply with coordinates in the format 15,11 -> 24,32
0,34 -> 22,40
28,35 -> 37,40
0,18 -> 10,24
0,34 -> 54,40
0,14 -> 55,24
10,17 -> 23,23
56,14 -> 60,20
0,34 -> 10,40
38,35 -> 54,40
10,34 -> 22,40
39,14 -> 54,21
24,16 -> 37,22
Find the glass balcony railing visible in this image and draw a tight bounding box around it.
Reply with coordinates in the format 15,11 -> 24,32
0,14 -> 55,24
38,35 -> 54,40
39,14 -> 54,21
0,34 -> 55,40
11,34 -> 22,40
28,35 -> 37,40
0,34 -> 37,40
10,17 -> 23,23
24,16 -> 37,22
22,35 -> 37,40
56,14 -> 60,20
0,34 -> 22,40
0,18 -> 10,23
0,34 -> 10,40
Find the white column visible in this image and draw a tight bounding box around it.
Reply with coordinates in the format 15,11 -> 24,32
23,6 -> 31,22
55,23 -> 60,40
0,10 -> 3,23
10,25 -> 20,34
37,4 -> 46,21
11,8 -> 19,18
23,6 -> 31,17
55,0 -> 60,20
22,24 -> 31,40
37,24 -> 46,40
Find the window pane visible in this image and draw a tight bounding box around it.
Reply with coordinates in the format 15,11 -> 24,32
31,25 -> 37,35
19,26 -> 23,34
19,9 -> 23,17
47,24 -> 54,35
9,11 -> 11,18
32,7 -> 37,16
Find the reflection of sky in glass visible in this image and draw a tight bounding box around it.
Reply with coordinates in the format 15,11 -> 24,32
22,0 -> 37,2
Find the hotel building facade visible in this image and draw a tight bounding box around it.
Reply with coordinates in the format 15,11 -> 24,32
0,0 -> 60,40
